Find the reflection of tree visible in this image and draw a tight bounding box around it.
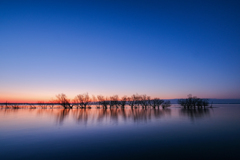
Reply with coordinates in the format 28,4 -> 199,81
97,108 -> 108,122
129,108 -> 171,122
179,108 -> 210,121
56,109 -> 70,124
0,107 -> 173,125
110,108 -> 120,123
72,108 -> 89,124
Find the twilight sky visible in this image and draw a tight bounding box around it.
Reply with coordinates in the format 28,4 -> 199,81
0,0 -> 240,102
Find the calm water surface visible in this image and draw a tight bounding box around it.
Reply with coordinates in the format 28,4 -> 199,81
0,104 -> 240,160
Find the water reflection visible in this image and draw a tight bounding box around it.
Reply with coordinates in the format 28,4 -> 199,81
180,108 -> 211,121
0,106 -> 213,125
56,107 -> 172,125
1,105 -> 240,160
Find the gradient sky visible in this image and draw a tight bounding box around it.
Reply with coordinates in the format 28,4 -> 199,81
1,0 -> 240,102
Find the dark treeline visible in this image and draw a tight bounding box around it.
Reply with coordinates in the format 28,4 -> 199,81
1,93 -> 213,110
178,94 -> 211,109
56,93 -> 170,109
0,93 -> 171,109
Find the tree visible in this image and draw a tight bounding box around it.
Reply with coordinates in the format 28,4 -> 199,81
178,99 -> 187,109
119,96 -> 127,108
92,95 -> 97,104
56,93 -> 72,109
97,95 -> 109,109
196,99 -> 203,109
178,95 -> 209,109
162,100 -> 171,108
202,99 -> 209,109
134,94 -> 142,107
128,96 -> 135,108
74,93 -> 91,108
139,95 -> 150,109
110,95 -> 119,108
151,98 -> 164,109
48,99 -> 56,109
128,94 -> 140,108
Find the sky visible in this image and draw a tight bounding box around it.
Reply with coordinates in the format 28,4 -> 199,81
0,0 -> 240,102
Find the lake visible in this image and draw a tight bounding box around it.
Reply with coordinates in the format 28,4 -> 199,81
1,104 -> 240,160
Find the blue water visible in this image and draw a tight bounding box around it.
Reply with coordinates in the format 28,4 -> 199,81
0,104 -> 240,160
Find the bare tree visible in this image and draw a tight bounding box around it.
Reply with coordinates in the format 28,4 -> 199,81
48,99 -> 56,109
151,98 -> 164,109
162,100 -> 171,108
202,99 -> 209,109
178,95 -> 209,109
196,99 -> 203,109
74,93 -> 91,108
110,95 -> 119,108
134,94 -> 142,107
139,95 -> 150,109
92,95 -> 97,104
127,97 -> 133,108
119,96 -> 127,108
56,93 -> 73,109
128,94 -> 139,108
37,101 -> 46,109
178,99 -> 187,109
97,95 -> 109,109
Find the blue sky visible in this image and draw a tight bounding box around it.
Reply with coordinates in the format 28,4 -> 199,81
0,0 -> 240,102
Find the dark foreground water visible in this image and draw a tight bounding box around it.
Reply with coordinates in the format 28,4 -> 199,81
0,104 -> 240,160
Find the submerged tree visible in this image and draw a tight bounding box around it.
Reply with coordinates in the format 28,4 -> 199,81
134,94 -> 142,107
56,93 -> 73,109
109,95 -> 119,108
119,96 -> 128,108
97,95 -> 109,109
151,98 -> 164,109
202,99 -> 209,109
128,94 -> 141,108
162,100 -> 171,109
178,95 -> 209,109
128,96 -> 135,108
139,94 -> 150,109
74,93 -> 91,108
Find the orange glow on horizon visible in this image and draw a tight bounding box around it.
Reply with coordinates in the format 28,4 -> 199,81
0,94 -> 180,103
1,92 -> 236,103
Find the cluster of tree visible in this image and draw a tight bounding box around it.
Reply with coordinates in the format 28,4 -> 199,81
55,93 -> 171,109
178,94 -> 210,109
55,94 -> 74,109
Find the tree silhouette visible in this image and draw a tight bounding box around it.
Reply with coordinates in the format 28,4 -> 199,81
119,96 -> 127,108
56,93 -> 73,109
202,99 -> 209,109
97,95 -> 109,109
178,95 -> 209,109
139,95 -> 150,109
162,100 -> 171,108
151,98 -> 164,109
128,96 -> 135,108
134,94 -> 142,107
109,95 -> 119,108
128,94 -> 140,108
74,93 -> 91,108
